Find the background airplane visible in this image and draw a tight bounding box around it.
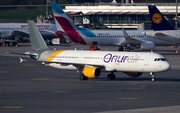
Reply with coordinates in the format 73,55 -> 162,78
16,20 -> 171,82
143,5 -> 180,44
51,2 -> 176,51
0,22 -> 57,46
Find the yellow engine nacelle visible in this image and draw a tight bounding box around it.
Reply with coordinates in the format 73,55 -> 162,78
82,67 -> 101,78
124,72 -> 143,77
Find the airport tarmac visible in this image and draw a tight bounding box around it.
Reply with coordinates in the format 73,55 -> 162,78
0,44 -> 180,113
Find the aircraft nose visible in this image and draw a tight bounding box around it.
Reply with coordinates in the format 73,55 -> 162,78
162,62 -> 171,71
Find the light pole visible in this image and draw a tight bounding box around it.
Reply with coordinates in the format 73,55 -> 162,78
46,0 -> 49,17
175,0 -> 178,28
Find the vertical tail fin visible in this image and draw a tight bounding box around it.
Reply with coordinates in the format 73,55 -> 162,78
51,2 -> 77,33
27,20 -> 49,50
50,2 -> 88,44
148,5 -> 175,31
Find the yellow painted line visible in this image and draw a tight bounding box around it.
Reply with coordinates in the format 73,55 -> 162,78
47,50 -> 65,62
126,88 -> 145,90
51,90 -> 68,93
2,106 -> 24,109
20,64 -> 38,66
125,82 -> 139,85
0,71 -> 7,73
115,98 -> 141,100
33,78 -> 49,80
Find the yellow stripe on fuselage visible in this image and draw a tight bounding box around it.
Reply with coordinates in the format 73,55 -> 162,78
47,50 -> 65,62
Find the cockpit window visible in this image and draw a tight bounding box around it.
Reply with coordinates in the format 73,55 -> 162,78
154,58 -> 167,61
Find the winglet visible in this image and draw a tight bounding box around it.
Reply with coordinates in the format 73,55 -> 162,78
148,5 -> 175,31
27,20 -> 49,51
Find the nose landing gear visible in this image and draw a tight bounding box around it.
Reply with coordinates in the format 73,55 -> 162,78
150,72 -> 155,82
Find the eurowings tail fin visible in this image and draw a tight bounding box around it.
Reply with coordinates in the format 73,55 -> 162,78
148,5 -> 175,31
50,2 -> 92,44
27,20 -> 49,51
50,2 -> 77,33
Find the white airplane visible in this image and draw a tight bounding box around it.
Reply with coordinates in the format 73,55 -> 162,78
143,5 -> 180,44
16,20 -> 171,82
51,2 -> 176,51
0,23 -> 57,46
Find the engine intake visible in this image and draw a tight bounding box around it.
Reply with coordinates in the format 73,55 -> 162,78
82,66 -> 101,78
124,72 -> 143,77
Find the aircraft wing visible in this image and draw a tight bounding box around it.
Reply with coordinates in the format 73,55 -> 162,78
11,30 -> 29,37
46,61 -> 105,68
55,30 -> 68,36
7,51 -> 106,70
43,29 -> 56,34
0,29 -> 29,39
122,28 -> 141,44
121,29 -> 156,50
2,29 -> 56,39
144,31 -> 180,44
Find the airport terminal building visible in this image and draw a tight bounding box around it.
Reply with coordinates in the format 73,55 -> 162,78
62,2 -> 180,30
0,1 -> 179,30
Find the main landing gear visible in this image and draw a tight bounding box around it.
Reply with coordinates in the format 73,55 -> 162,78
79,74 -> 88,80
4,41 -> 18,47
79,72 -> 116,81
107,72 -> 116,80
150,72 -> 155,82
118,46 -> 131,52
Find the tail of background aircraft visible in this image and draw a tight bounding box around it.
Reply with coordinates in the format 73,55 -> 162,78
148,5 -> 175,31
51,2 -> 95,44
51,2 -> 85,44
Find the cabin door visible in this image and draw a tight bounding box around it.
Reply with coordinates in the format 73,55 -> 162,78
144,55 -> 150,66
80,54 -> 84,63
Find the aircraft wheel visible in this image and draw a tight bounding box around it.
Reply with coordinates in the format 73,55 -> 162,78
12,42 -> 18,47
79,74 -> 88,81
125,46 -> 131,51
118,46 -> 124,51
152,78 -> 155,82
150,72 -> 155,82
5,41 -> 10,46
107,74 -> 116,80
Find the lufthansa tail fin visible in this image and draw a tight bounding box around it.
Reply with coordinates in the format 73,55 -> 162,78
27,20 -> 49,51
148,5 -> 175,31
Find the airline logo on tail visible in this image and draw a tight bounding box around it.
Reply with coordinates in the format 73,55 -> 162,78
51,2 -> 96,44
148,5 -> 175,31
152,13 -> 162,24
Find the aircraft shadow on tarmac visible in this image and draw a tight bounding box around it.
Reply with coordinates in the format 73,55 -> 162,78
89,77 -> 180,82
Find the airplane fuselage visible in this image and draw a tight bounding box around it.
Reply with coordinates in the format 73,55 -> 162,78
32,49 -> 171,73
0,23 -> 57,40
80,30 -> 175,46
